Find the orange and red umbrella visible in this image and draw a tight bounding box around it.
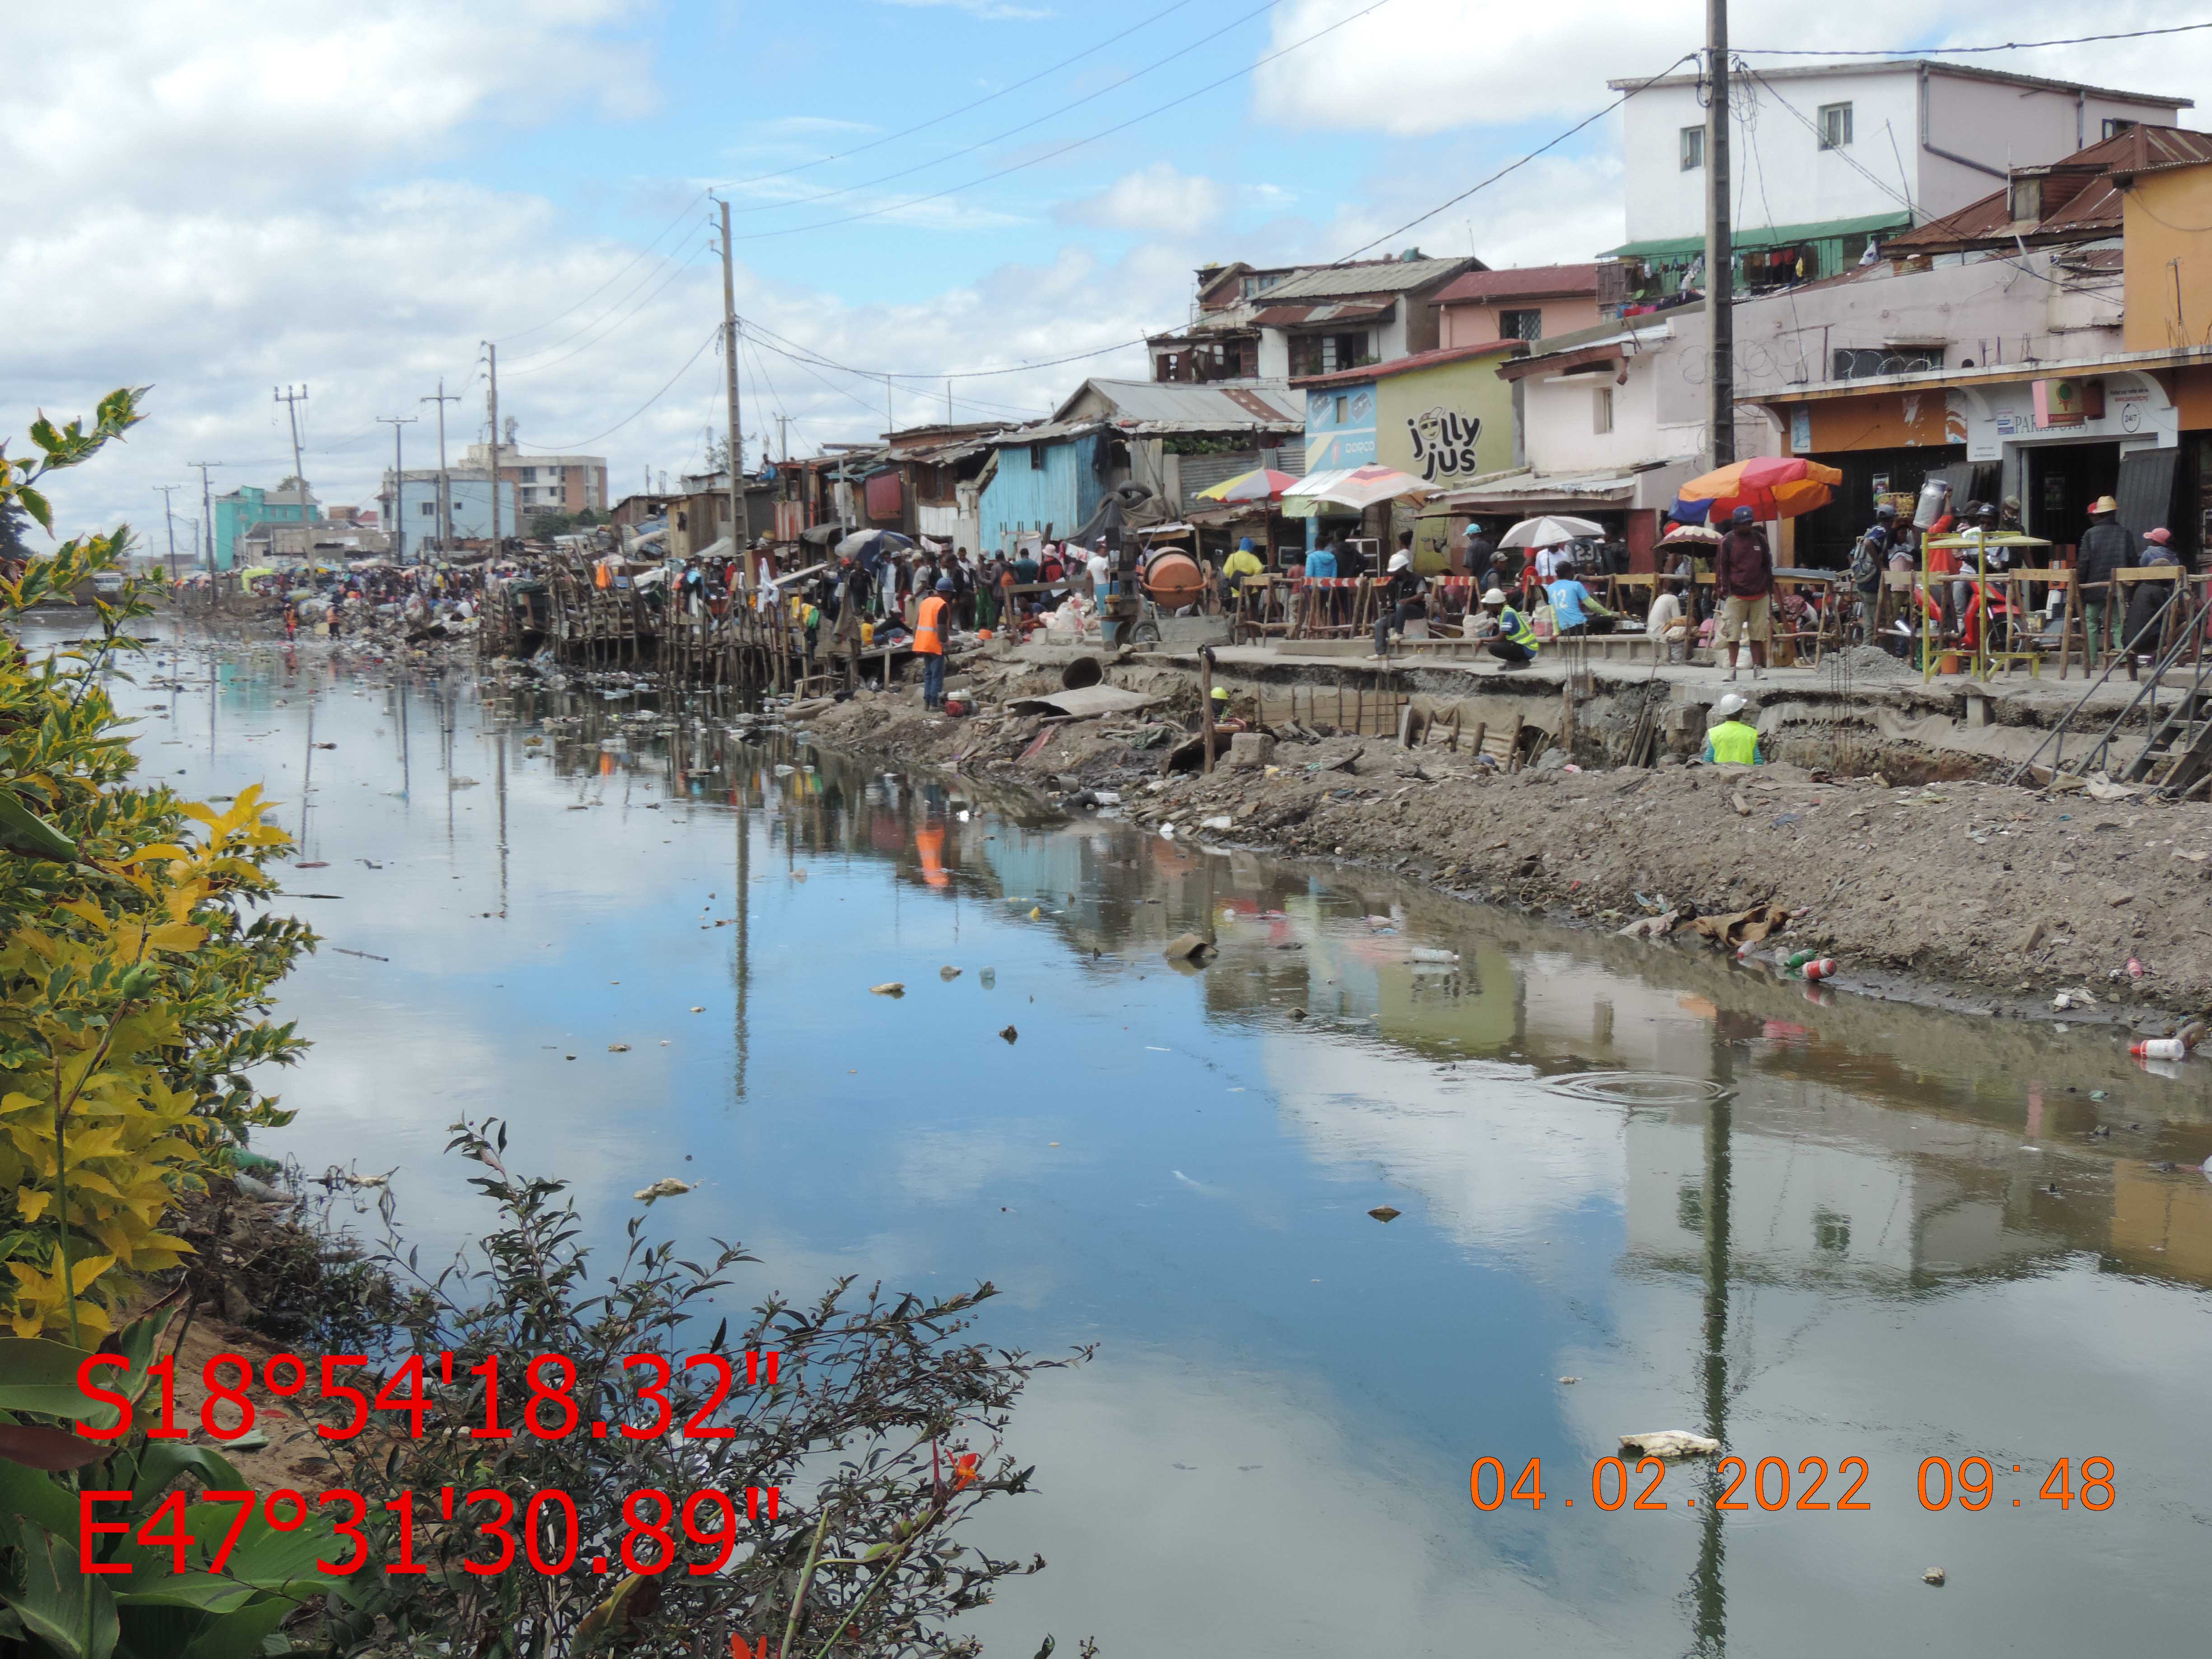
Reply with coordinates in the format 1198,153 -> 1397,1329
1677,456 -> 1842,522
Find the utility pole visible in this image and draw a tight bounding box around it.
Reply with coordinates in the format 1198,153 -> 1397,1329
884,375 -> 894,439
376,416 -> 418,564
422,378 -> 460,555
717,199 -> 747,549
1704,0 -> 1735,469
485,344 -> 501,553
946,380 -> 954,424
189,460 -> 219,576
273,386 -> 312,557
154,485 -> 181,583
777,414 -> 790,464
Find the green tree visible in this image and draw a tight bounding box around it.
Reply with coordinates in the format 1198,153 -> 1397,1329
528,510 -> 572,539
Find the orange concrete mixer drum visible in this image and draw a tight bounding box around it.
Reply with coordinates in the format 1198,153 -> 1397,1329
1141,548 -> 1204,610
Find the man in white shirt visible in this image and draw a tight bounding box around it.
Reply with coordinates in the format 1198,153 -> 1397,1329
1087,539 -> 1111,599
1645,576 -> 1692,661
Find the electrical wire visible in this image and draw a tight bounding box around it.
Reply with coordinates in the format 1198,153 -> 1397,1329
494,190 -> 711,348
740,315 -> 1143,384
718,0 -> 1278,219
1738,21 -> 2212,56
726,0 -> 1397,244
511,328 -> 722,452
500,250 -> 710,380
1327,52 -> 1699,264
713,0 -> 1204,194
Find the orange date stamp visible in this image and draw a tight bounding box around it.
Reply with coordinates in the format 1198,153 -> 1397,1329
1470,1455 -> 2115,1512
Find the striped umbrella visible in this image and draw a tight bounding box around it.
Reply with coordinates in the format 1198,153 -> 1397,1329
1677,456 -> 1843,521
1195,468 -> 1300,505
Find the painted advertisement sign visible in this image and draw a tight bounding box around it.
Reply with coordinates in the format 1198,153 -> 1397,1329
1372,353 -> 1516,488
1304,384 -> 1377,470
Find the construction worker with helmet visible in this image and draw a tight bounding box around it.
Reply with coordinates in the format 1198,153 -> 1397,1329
1371,547 -> 1429,658
1702,692 -> 1762,764
1479,587 -> 1539,668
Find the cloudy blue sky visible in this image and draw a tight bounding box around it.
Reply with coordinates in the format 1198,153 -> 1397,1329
5,0 -> 2203,543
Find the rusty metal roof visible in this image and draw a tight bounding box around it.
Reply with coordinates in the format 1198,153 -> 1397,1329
1263,256 -> 1479,300
1431,264 -> 1603,305
1886,126 -> 2212,251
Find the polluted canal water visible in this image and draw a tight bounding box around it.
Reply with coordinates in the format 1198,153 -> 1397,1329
86,626 -> 2212,1655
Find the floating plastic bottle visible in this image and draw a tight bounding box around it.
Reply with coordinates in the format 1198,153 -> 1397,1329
2131,1037 -> 2187,1060
1800,958 -> 1837,981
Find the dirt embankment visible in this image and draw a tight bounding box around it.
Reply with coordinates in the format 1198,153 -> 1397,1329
798,656 -> 2212,1026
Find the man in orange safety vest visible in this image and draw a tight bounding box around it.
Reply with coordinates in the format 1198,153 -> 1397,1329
915,576 -> 952,710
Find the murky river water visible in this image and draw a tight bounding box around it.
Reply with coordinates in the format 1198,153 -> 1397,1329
44,619 -> 2212,1655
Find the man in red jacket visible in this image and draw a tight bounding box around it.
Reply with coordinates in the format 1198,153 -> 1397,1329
1714,505 -> 1773,682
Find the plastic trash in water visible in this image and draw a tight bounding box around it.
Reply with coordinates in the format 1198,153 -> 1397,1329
2132,1037 -> 2187,1060
1800,958 -> 1837,981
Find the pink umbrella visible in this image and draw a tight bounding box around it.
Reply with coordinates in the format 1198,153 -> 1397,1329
1195,468 -> 1300,505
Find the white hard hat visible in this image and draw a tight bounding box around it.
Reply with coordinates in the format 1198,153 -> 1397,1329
1715,693 -> 1746,718
1482,587 -> 1508,604
1387,551 -> 1413,572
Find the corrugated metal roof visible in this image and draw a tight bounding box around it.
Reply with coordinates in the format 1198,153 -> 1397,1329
1247,300 -> 1393,327
1263,257 -> 1477,300
1292,341 -> 1524,391
1051,378 -> 1303,429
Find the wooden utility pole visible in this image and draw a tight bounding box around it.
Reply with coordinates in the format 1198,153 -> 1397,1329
485,344 -> 501,553
718,199 -> 747,549
422,378 -> 460,554
154,485 -> 181,583
1705,0 -> 1735,468
376,416 -> 418,564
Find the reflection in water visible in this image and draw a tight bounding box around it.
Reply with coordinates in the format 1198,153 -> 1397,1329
42,622 -> 2212,1658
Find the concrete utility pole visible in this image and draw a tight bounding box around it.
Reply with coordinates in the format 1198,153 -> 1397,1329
1704,0 -> 1735,469
154,485 -> 181,583
485,344 -> 501,552
273,385 -> 311,531
376,415 -> 418,564
778,414 -> 790,464
189,461 -> 219,572
717,199 -> 747,548
422,378 -> 460,553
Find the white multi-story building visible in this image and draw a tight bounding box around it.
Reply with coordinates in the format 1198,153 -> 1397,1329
1606,59 -> 2189,297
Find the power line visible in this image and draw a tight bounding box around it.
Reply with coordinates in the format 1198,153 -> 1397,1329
494,190 -> 710,349
726,0 -> 1397,244
742,315 -> 1146,383
501,249 -> 710,379
718,0 -> 1278,219
511,329 -> 723,452
1738,21 -> 2212,56
492,0 -> 1204,349
713,0 -> 1204,194
1330,52 -> 1698,264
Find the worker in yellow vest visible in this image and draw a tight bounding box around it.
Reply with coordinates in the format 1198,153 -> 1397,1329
915,576 -> 953,710
1478,587 -> 1539,667
1702,692 -> 1761,764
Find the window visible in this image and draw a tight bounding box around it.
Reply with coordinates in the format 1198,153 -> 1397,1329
1498,308 -> 1544,342
1680,125 -> 1703,171
1832,345 -> 1944,380
1592,386 -> 1613,434
1332,395 -> 1348,423
1028,444 -> 1045,470
419,499 -> 435,516
2103,117 -> 2137,140
1818,101 -> 1853,149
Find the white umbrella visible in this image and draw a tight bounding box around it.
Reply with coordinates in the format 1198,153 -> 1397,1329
1499,515 -> 1606,548
1281,465 -> 1437,518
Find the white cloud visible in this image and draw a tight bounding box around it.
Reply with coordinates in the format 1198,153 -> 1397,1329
1061,163 -> 1225,235
1251,0 -> 2212,136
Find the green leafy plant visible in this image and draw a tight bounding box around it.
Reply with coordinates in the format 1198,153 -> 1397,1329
1,389 -> 315,1343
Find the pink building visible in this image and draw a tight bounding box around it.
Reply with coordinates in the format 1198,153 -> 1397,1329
1433,265 -> 1603,349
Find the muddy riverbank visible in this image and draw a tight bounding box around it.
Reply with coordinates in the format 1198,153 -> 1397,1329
795,656 -> 2212,1025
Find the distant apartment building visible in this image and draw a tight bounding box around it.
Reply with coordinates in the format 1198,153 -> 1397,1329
459,442 -> 608,519
212,480 -> 318,571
